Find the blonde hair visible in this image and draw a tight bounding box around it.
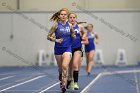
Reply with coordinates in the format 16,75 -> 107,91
68,12 -> 86,24
50,8 -> 69,22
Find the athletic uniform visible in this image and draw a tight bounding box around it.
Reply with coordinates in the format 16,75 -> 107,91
71,24 -> 82,55
54,21 -> 72,55
85,32 -> 95,52
54,21 -> 73,93
67,24 -> 82,90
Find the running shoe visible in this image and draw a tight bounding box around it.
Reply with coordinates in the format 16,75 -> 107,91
69,81 -> 75,90
74,82 -> 79,90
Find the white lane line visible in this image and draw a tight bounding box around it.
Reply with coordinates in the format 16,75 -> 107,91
80,73 -> 103,93
38,82 -> 60,93
0,76 -> 15,81
15,75 -> 36,82
134,72 -> 140,93
102,69 -> 140,75
0,75 -> 45,92
80,69 -> 140,93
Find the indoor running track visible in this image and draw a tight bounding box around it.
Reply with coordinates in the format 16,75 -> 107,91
0,66 -> 140,93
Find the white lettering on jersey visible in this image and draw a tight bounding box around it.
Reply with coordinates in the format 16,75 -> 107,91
66,27 -> 70,32
74,29 -> 80,33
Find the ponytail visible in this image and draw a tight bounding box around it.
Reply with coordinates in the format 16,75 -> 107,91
50,11 -> 60,22
77,21 -> 86,24
50,8 -> 69,22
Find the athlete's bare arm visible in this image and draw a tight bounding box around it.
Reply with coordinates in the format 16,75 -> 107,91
47,23 -> 57,42
95,33 -> 99,44
79,24 -> 89,45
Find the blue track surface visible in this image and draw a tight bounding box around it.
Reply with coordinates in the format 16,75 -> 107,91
0,66 -> 140,93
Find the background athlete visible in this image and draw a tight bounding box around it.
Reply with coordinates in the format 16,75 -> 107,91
84,24 -> 99,75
